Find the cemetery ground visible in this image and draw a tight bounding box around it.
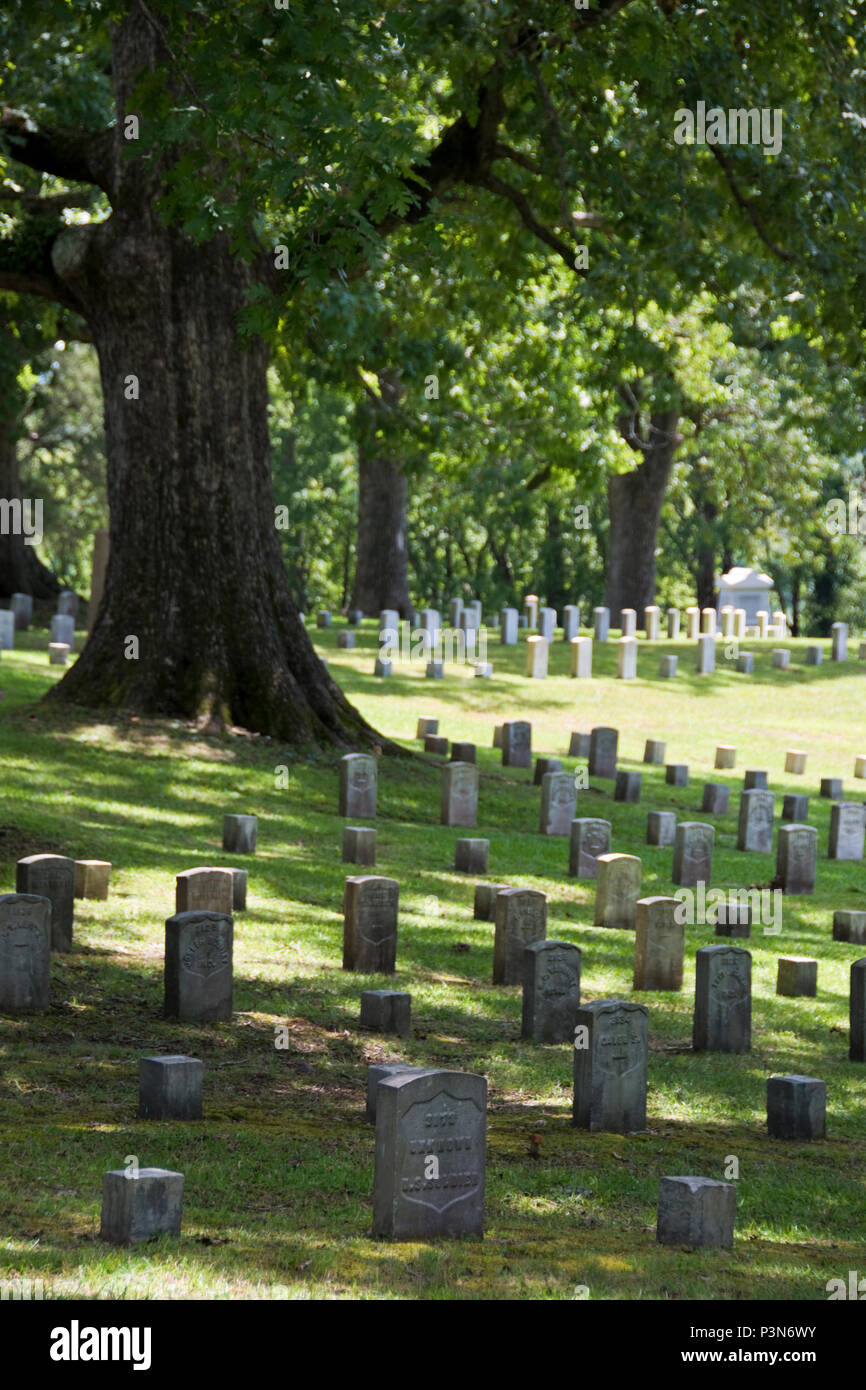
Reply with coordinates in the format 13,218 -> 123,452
1,625 -> 864,1302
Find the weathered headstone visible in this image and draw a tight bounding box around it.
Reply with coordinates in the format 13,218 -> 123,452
855,754 -> 866,779
693,945 -> 751,1052
343,826 -> 377,866
772,648 -> 791,670
744,769 -> 768,791
820,776 -> 843,799
374,657 -> 392,677
493,888 -> 546,984
614,770 -> 641,803
361,989 -> 411,1037
316,610 -> 332,628
343,876 -> 398,972
533,756 -> 562,785
767,1076 -> 825,1140
572,999 -> 648,1133
100,1168 -> 184,1245
714,900 -> 751,938
784,749 -> 806,774
0,609 -> 14,649
538,607 -> 556,642
138,1056 -> 203,1120
805,644 -> 822,666
700,607 -> 716,635
646,810 -> 676,846
696,634 -> 715,675
500,607 -> 518,644
737,789 -> 775,853
347,609 -> 363,625
441,762 -> 479,828
175,867 -> 234,916
48,642 -> 70,665
339,753 -> 377,818
50,613 -> 75,646
833,910 -> 866,944
594,853 -> 641,929
619,608 -> 636,637
74,860 -> 111,900
673,823 -> 714,887
525,635 -> 549,678
758,610 -> 769,639
223,813 -> 257,853
665,763 -> 688,786
776,824 -> 817,894
568,731 -> 591,757
715,745 -> 736,769
832,621 -> 848,661
521,940 -> 581,1042
416,716 -> 438,738
701,784 -> 729,815
11,592 -> 32,630
659,654 -> 678,678
372,1070 -> 486,1240
16,854 -> 74,953
366,1063 -> 436,1123
776,956 -> 817,997
569,818 -> 611,878
782,794 -> 809,822
570,635 -> 592,677
850,958 -> 866,1061
588,726 -> 618,778
562,605 -> 580,641
501,720 -> 531,769
720,606 -> 734,638
737,652 -> 754,673
617,636 -> 637,679
633,897 -> 684,991
666,608 -> 680,640
57,589 -> 79,619
0,893 -> 51,1012
473,883 -> 508,921
425,660 -> 444,679
337,631 -> 355,649
644,605 -> 660,641
450,741 -> 477,764
524,595 -> 539,628
425,734 -> 449,755
164,910 -> 233,1020
455,839 -> 489,874
643,738 -> 666,764
656,1177 -> 735,1249
593,606 -> 610,642
231,867 -> 247,912
829,802 -> 865,860
540,771 -> 577,836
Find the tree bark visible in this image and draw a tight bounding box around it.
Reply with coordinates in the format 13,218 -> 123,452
604,408 -> 681,617
0,415 -> 63,600
350,373 -> 412,618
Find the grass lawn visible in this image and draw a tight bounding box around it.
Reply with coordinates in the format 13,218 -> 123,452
1,622 -> 864,1301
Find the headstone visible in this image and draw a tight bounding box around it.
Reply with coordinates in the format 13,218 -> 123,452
666,609 -> 680,640
758,610 -> 769,639
450,741 -> 476,763
316,610 -> 332,628
455,839 -> 489,874
425,661 -> 444,679
685,607 -> 700,640
164,910 -> 233,1020
772,648 -> 790,670
50,613 -> 75,646
372,1070 -> 486,1240
700,607 -> 716,634
616,636 -> 637,679
540,771 -> 577,836
449,598 -> 463,627
493,888 -> 546,984
493,725 -> 503,748
501,720 -> 531,769
361,989 -> 411,1037
441,762 -> 479,828
374,657 -> 393,677
0,893 -> 51,1012
588,726 -> 618,778
572,999 -> 648,1133
806,644 -> 822,666
87,529 -> 109,630
643,739 -> 666,764
673,823 -> 714,887
343,876 -> 398,972
715,745 -> 736,769
100,1168 -> 184,1245
379,608 -> 399,635
0,609 -> 14,649
833,910 -> 866,944
659,655 -> 678,678
737,789 -> 775,853
776,824 -> 817,894
568,731 -> 591,757
570,635 -> 592,677
734,609 -> 746,639
855,754 -> 866,779
820,776 -> 843,799
593,606 -> 609,642
633,897 -> 684,991
665,763 -> 688,787
720,606 -> 734,638
699,784 -> 728,816
416,717 -> 438,738
644,606 -> 660,641
646,810 -> 676,847
337,631 -> 355,649
138,1055 -> 203,1120
656,1177 -> 735,1249
569,818 -> 611,878
620,608 -> 636,637
737,652 -> 754,673
11,592 -> 32,630
175,867 -> 234,916
347,609 -> 364,625
744,769 -> 768,790
782,794 -> 809,821
500,608 -> 518,644
693,945 -> 751,1052
419,609 -> 440,635
521,940 -> 581,1043
524,595 -> 539,628
562,605 -> 580,641
343,826 -> 377,866
594,853 -> 641,929
773,610 -> 787,637
231,868 -> 247,912
714,900 -> 751,938
829,803 -> 866,860
48,643 -> 70,665
57,589 -> 79,619
696,634 -> 715,675
473,883 -> 508,921
831,621 -> 848,661
222,813 -> 257,854
339,753 -> 377,818
525,635 -> 549,678
783,751 -> 807,780
776,956 -> 817,997
425,735 -> 449,755
366,1063 -> 437,1123
850,958 -> 866,1061
16,854 -> 74,953
538,607 -> 556,642
766,1076 -> 825,1140
614,770 -> 641,803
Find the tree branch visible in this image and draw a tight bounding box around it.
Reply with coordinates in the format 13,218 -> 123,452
478,171 -> 587,275
708,146 -> 795,264
1,109 -> 113,192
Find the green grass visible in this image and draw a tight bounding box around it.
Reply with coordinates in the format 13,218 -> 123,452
1,622 -> 865,1300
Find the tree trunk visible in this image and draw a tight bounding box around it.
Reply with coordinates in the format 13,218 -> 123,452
350,374 -> 412,618
605,409 -> 681,617
0,416 -> 64,600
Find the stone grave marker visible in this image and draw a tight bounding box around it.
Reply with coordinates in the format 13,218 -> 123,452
594,853 -> 641,929
777,956 -> 817,997
850,959 -> 866,1061
666,609 -> 680,639
500,608 -> 518,645
782,794 -> 809,822
361,990 -> 411,1037
521,940 -> 581,1043
588,726 -> 618,778
831,621 -> 848,661
656,1177 -> 735,1249
138,1056 -> 203,1120
829,803 -> 865,860
572,999 -> 648,1133
100,1168 -> 184,1245
693,945 -> 751,1052
16,854 -> 74,953
175,867 -> 234,916
569,819 -> 611,878
525,635 -> 549,678
614,770 -> 641,803
441,763 -> 479,828
737,789 -> 774,853
633,897 -> 683,991
776,824 -> 817,894
646,811 -> 676,846
501,720 -> 532,769
666,763 -> 688,786
643,739 -> 665,764
493,888 -> 546,984
74,860 -> 111,900
540,771 -> 576,836
659,655 -> 678,678
673,823 -> 714,887
833,910 -> 866,944
223,813 -> 257,853
473,884 -> 508,921
715,745 -> 736,769
339,753 -> 377,818
366,1063 -> 436,1124
164,910 -> 233,1020
0,893 -> 51,1012
744,769 -> 768,791
570,636 -> 592,677
342,876 -> 398,972
766,1075 -> 825,1140
593,607 -> 609,642
343,826 -> 377,866
562,605 -> 580,641
820,776 -> 843,799
701,784 -> 729,815
454,838 -> 489,873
